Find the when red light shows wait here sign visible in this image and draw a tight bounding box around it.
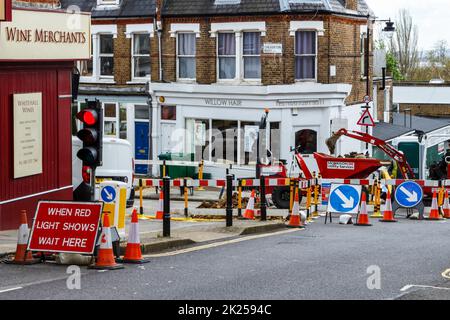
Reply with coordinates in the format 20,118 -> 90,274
28,201 -> 103,254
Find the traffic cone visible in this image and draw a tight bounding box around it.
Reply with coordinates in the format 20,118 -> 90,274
155,191 -> 164,220
287,189 -> 305,228
118,209 -> 150,264
89,213 -> 124,270
426,190 -> 442,220
5,211 -> 40,265
443,190 -> 450,219
242,190 -> 256,220
380,190 -> 397,223
355,193 -> 372,226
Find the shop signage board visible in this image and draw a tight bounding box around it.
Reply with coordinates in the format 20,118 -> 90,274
0,9 -> 91,60
13,93 -> 42,179
28,201 -> 103,254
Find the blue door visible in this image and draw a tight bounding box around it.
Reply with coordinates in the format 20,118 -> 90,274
135,122 -> 150,175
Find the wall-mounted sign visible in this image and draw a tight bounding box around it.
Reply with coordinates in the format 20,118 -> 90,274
0,0 -> 12,21
204,98 -> 242,107
14,93 -> 43,179
276,99 -> 324,107
263,43 -> 283,54
0,9 -> 91,61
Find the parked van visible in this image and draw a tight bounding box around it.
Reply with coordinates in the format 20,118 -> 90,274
72,136 -> 135,207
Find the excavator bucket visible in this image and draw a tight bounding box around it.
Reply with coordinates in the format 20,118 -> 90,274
326,132 -> 343,155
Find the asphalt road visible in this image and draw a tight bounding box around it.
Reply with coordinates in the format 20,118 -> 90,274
1,216 -> 450,300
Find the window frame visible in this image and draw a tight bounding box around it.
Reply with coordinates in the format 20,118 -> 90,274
98,33 -> 114,79
176,32 -> 197,81
103,102 -> 119,138
241,31 -> 262,81
217,31 -> 238,82
131,32 -> 151,82
294,30 -> 318,82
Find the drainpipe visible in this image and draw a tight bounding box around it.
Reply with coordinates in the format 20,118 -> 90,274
157,22 -> 163,82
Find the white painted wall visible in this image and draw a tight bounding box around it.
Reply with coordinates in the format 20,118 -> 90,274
394,86 -> 450,104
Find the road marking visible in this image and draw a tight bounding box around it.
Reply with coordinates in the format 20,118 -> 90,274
442,269 -> 450,279
143,228 -> 302,258
400,284 -> 450,292
0,287 -> 23,294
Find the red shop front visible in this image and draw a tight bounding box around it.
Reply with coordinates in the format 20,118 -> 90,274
0,7 -> 91,230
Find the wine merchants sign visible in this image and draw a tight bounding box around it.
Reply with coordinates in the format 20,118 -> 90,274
0,9 -> 91,60
28,201 -> 103,254
14,93 -> 42,179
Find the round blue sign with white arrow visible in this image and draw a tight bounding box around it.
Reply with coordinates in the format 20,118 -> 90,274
394,181 -> 423,208
328,184 -> 362,214
101,185 -> 116,203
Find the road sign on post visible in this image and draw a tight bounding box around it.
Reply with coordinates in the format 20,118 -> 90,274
357,109 -> 375,127
327,184 -> 362,214
392,181 -> 425,219
99,181 -> 127,239
28,201 -> 103,254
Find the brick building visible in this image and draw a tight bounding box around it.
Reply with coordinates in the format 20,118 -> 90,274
62,0 -> 390,177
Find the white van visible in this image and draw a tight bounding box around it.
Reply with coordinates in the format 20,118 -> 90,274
72,136 -> 135,207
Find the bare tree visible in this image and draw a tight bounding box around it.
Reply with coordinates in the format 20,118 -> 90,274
389,9 -> 419,79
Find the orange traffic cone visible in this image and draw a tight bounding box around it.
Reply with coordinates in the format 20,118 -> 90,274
242,190 -> 256,220
426,190 -> 442,220
443,190 -> 450,219
287,189 -> 305,228
380,190 -> 397,223
118,209 -> 150,264
155,191 -> 164,220
5,211 -> 40,265
355,193 -> 372,226
89,213 -> 124,270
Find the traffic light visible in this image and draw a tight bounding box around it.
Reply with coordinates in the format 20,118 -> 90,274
76,100 -> 103,168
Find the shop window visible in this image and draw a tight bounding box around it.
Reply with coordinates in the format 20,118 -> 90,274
243,32 -> 261,79
132,33 -> 151,79
295,31 -> 317,80
211,120 -> 238,164
295,129 -> 317,154
240,121 -> 260,165
177,33 -> 196,80
99,34 -> 114,77
119,104 -> 127,140
135,105 -> 150,120
161,105 -> 176,121
218,33 -> 236,80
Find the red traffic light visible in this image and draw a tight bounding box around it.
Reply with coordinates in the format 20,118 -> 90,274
76,109 -> 98,126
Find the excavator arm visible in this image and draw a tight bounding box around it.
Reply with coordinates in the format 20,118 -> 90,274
326,129 -> 416,179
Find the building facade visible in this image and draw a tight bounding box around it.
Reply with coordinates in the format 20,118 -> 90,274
64,0 -> 391,178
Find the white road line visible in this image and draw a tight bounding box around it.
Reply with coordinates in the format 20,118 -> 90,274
0,287 -> 23,294
442,269 -> 450,279
400,284 -> 450,292
143,228 -> 303,258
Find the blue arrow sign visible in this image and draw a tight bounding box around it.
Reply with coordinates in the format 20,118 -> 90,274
328,184 -> 362,214
394,181 -> 423,208
101,186 -> 116,203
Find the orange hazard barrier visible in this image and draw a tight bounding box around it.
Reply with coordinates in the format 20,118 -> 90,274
287,189 -> 305,229
155,190 -> 164,220
426,190 -> 443,221
5,210 -> 40,265
355,193 -> 372,227
89,213 -> 124,270
242,190 -> 256,220
118,209 -> 150,264
443,190 -> 450,219
380,190 -> 397,223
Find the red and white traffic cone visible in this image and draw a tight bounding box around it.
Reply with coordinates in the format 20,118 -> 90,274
89,213 -> 124,270
287,189 -> 305,228
155,191 -> 164,220
442,190 -> 450,219
380,190 -> 397,223
426,190 -> 442,220
355,193 -> 372,226
242,190 -> 256,220
118,209 -> 150,264
5,211 -> 40,265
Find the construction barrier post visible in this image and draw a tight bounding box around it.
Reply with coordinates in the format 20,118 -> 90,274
163,176 -> 171,237
162,160 -> 167,178
237,179 -> 243,217
313,172 -> 319,217
139,179 -> 144,215
226,174 -> 233,227
289,179 -> 295,214
260,175 -> 267,221
306,181 -> 313,223
183,178 -> 188,217
439,184 -> 445,207
197,160 -> 205,191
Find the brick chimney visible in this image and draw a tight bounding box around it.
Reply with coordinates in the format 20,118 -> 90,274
156,0 -> 163,22
345,0 -> 358,11
13,0 -> 61,9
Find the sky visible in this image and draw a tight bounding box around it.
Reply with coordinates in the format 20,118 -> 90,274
365,0 -> 449,50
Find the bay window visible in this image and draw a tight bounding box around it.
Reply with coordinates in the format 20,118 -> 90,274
218,33 -> 236,80
177,33 -> 196,80
132,33 -> 151,79
295,31 -> 317,80
243,32 -> 261,79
